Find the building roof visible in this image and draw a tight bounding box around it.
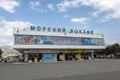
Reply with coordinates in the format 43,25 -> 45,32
1,46 -> 21,57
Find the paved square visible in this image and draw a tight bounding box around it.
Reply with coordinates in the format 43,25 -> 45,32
0,59 -> 120,80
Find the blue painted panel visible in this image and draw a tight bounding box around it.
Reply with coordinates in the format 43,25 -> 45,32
15,35 -> 105,46
42,54 -> 55,62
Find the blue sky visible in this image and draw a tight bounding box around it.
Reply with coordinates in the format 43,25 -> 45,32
0,0 -> 120,46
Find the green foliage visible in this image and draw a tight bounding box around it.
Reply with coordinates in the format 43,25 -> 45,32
111,43 -> 120,54
94,43 -> 120,58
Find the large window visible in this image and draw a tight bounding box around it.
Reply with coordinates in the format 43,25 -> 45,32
14,35 -> 104,46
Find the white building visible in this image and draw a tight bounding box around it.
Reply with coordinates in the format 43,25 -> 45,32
13,26 -> 105,62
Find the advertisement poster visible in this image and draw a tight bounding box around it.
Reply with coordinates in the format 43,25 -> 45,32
15,35 -> 104,46
42,54 -> 56,62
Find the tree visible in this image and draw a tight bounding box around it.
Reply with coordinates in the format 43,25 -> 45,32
111,43 -> 120,58
104,43 -> 120,58
94,43 -> 120,59
94,50 -> 104,58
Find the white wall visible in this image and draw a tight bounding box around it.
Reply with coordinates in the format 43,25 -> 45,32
13,45 -> 105,49
13,29 -> 105,50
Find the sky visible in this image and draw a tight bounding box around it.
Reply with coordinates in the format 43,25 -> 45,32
0,0 -> 120,46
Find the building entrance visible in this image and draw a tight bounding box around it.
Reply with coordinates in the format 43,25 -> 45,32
28,53 -> 42,62
65,54 -> 75,60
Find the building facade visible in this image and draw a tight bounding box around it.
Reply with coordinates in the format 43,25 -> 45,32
13,26 -> 105,62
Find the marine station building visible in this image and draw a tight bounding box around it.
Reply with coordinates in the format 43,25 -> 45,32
13,26 -> 105,62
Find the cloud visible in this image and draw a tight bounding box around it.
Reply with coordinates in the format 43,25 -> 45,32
57,0 -> 81,12
30,1 -> 40,9
47,4 -> 54,11
29,1 -> 47,12
0,0 -> 20,13
85,0 -> 120,21
63,15 -> 70,18
104,10 -> 120,22
57,0 -> 120,21
0,17 -> 32,46
71,17 -> 88,24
